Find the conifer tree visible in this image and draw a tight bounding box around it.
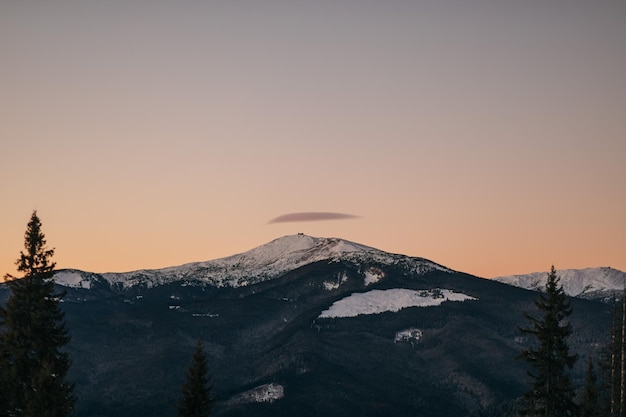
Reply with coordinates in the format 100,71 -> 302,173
518,266 -> 578,417
600,294 -> 626,417
580,358 -> 600,417
177,341 -> 214,417
0,210 -> 75,417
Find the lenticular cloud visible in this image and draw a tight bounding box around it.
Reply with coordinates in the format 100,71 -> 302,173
269,212 -> 360,224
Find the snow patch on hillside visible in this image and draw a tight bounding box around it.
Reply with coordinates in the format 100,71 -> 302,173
318,289 -> 476,318
395,328 -> 423,343
323,281 -> 339,290
364,267 -> 384,286
323,272 -> 348,290
54,271 -> 91,289
226,383 -> 284,405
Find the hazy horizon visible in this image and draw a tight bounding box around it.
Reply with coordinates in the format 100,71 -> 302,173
2,0 -> 625,279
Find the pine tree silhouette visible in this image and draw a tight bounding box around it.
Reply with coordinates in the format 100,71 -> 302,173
177,340 -> 215,417
0,210 -> 75,417
518,266 -> 577,417
580,358 -> 600,417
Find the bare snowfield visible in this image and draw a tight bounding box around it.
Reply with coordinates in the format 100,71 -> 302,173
318,288 -> 476,318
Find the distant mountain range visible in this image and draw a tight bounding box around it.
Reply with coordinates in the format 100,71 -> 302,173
0,234 -> 613,417
54,234 -> 623,301
494,267 -> 625,301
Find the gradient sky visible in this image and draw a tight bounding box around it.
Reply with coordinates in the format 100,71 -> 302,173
2,0 -> 625,279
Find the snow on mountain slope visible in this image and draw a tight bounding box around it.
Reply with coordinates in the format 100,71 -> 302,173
494,267 -> 625,299
54,271 -> 92,289
318,288 -> 476,318
55,234 -> 451,289
225,383 -> 284,405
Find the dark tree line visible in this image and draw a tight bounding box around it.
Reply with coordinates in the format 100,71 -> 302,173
572,291 -> 626,417
0,211 -> 215,417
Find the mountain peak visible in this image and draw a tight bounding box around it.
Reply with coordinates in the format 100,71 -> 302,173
243,234 -> 376,261
54,234 -> 449,289
206,234 -> 380,281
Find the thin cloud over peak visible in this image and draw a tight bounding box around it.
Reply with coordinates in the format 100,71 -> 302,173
269,212 -> 360,224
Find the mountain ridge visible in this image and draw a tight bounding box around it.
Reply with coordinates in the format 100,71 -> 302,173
53,234 -> 451,290
494,266 -> 625,300
54,233 -> 622,301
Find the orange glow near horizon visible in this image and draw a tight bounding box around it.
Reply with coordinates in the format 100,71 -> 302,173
1,1 -> 625,280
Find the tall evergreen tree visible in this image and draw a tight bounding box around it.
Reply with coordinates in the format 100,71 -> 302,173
580,358 -> 601,417
177,341 -> 214,417
0,210 -> 75,417
600,294 -> 626,417
518,266 -> 578,417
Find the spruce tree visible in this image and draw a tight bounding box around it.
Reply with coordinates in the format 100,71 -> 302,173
518,266 -> 578,417
0,210 -> 75,417
580,358 -> 600,417
177,341 -> 214,417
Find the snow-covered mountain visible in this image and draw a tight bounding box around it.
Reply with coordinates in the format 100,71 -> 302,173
54,234 -> 450,289
5,234 -> 611,417
494,267 -> 625,300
